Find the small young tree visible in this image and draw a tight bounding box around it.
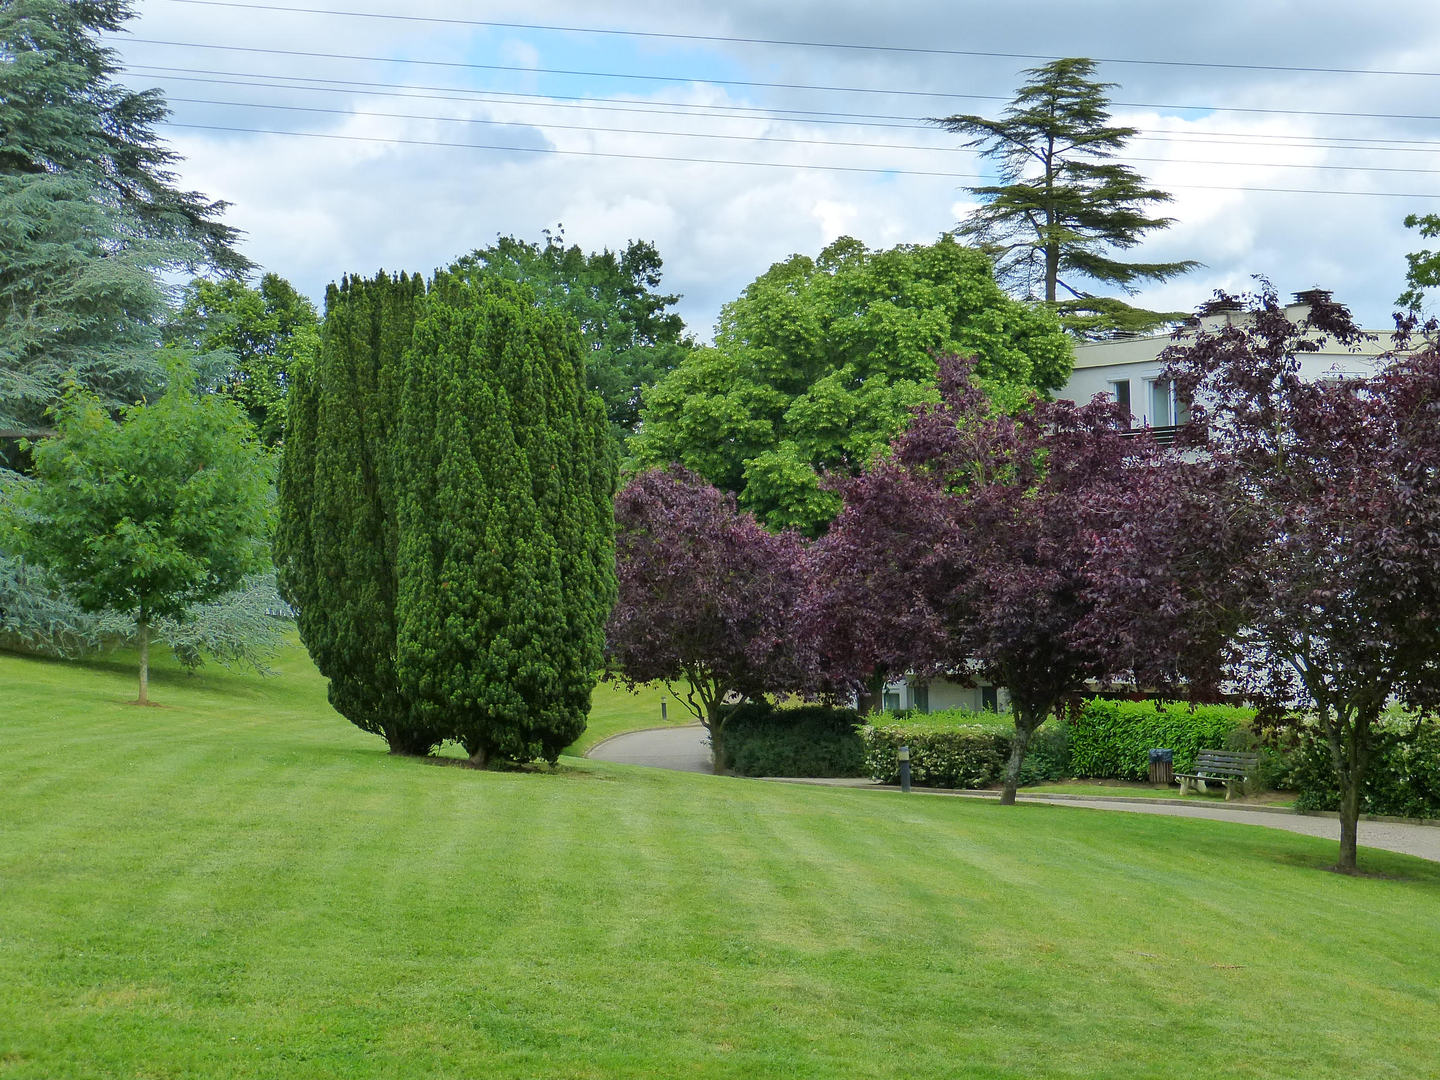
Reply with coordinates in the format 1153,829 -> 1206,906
933,58 -> 1198,337
1163,289 -> 1440,873
14,370 -> 270,703
605,467 -> 819,773
394,272 -> 616,768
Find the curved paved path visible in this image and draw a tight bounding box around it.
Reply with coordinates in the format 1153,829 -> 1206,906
586,724 -> 713,773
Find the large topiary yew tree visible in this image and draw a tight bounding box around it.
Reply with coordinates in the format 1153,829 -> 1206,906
275,271 -> 442,755
394,272 -> 615,767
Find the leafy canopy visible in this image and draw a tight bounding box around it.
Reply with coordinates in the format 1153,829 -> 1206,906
630,234 -> 1071,534
13,367 -> 272,700
819,355 -> 1240,803
460,229 -> 691,437
933,57 -> 1198,338
1398,212 -> 1440,314
172,273 -> 320,446
605,467 -> 821,772
1162,287 -> 1440,872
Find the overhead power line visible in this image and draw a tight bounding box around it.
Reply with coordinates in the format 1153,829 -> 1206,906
149,0 -> 1440,80
127,66 -> 1440,156
124,38 -> 1440,125
162,94 -> 1440,176
164,120 -> 1440,198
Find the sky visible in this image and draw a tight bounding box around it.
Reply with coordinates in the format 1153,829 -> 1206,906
110,0 -> 1440,338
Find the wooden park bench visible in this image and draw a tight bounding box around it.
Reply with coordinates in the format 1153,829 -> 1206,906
1174,749 -> 1260,800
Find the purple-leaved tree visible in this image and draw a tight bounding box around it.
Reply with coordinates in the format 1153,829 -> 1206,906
1163,287 -> 1440,873
605,467 -> 820,773
824,355 -> 1242,803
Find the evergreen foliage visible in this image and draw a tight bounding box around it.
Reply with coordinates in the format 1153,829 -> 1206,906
394,272 -> 616,767
460,229 -> 692,437
933,58 -> 1198,338
12,368 -> 271,703
0,0 -> 246,274
275,271 -> 439,755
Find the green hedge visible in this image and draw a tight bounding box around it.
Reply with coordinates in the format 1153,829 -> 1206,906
859,709 -> 1071,788
721,702 -> 867,778
1067,699 -> 1255,780
1292,719 -> 1440,818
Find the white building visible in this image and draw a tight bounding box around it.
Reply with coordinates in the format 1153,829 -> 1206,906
1058,290 -> 1396,430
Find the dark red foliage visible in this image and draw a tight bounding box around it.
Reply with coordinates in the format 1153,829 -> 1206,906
817,355 -> 1242,802
1162,286 -> 1440,871
604,466 -> 822,770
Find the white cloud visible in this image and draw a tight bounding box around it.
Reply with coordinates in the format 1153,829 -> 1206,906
122,0 -> 1440,332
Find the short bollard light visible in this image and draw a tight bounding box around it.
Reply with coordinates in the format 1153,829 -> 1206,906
898,745 -> 911,793
661,700 -> 668,722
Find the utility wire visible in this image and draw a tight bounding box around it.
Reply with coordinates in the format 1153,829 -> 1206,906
163,94 -> 1440,175
127,65 -> 1440,153
148,0 -> 1440,80
125,38 -> 1440,124
163,120 -> 1440,198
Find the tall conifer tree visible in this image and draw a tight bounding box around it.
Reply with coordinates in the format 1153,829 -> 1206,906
276,271 -> 442,755
934,58 -> 1198,338
395,272 -> 615,767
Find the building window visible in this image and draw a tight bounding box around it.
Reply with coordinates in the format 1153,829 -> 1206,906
1146,378 -> 1191,427
882,690 -> 902,712
1109,379 -> 1131,425
911,683 -> 929,714
981,685 -> 998,712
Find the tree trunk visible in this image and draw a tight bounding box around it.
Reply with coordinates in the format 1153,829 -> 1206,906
468,745 -> 489,769
1337,781 -> 1360,874
707,712 -> 726,775
1000,719 -> 1037,806
136,617 -> 150,705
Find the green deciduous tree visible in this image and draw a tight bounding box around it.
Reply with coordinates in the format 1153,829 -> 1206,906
394,271 -> 616,767
461,229 -> 692,437
933,58 -> 1198,338
13,368 -> 271,704
630,234 -> 1071,534
1398,212 -> 1440,314
275,271 -> 440,755
172,274 -> 321,446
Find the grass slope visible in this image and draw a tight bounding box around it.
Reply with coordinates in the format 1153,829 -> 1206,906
3,645 -> 1439,1078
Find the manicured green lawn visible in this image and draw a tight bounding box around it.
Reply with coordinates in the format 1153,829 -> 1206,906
4,643 -> 1440,1078
1023,781 -> 1296,806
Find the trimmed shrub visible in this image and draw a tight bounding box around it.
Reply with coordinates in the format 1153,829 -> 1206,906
859,708 -> 1072,788
1068,699 -> 1255,780
1292,719 -> 1440,818
861,714 -> 1010,788
721,702 -> 866,777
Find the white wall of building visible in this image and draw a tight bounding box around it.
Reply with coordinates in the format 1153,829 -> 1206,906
1060,303 -> 1395,424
